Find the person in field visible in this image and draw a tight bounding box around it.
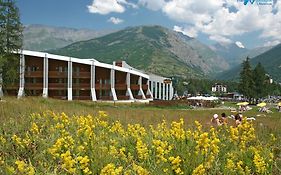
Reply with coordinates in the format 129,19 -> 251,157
211,114 -> 221,126
235,113 -> 242,126
220,113 -> 227,125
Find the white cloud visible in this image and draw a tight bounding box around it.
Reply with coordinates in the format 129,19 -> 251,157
263,40 -> 280,47
108,17 -> 124,24
173,25 -> 198,37
209,35 -> 232,44
161,0 -> 281,45
138,0 -> 166,11
235,41 -> 245,48
87,0 -> 131,15
88,0 -> 281,46
119,0 -> 138,9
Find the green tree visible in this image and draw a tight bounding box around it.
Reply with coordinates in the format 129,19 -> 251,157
0,0 -> 23,92
253,62 -> 268,99
238,57 -> 254,101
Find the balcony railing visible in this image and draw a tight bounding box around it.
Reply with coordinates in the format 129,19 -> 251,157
98,96 -> 113,100
130,84 -> 139,90
146,95 -> 152,98
117,95 -> 130,100
135,95 -> 143,99
49,71 -> 68,78
25,83 -> 43,89
95,84 -> 111,90
142,84 -> 148,90
73,83 -> 90,89
49,83 -> 67,89
72,72 -> 91,78
25,71 -> 43,77
3,84 -> 19,90
115,84 -> 127,90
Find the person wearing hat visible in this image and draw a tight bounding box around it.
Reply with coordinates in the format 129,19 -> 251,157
211,114 -> 221,126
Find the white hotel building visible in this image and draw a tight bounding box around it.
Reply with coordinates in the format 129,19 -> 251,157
0,50 -> 174,102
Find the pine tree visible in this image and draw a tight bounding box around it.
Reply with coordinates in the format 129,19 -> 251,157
0,0 -> 23,93
238,57 -> 254,101
253,62 -> 268,99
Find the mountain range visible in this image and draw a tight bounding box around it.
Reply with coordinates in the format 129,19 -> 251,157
23,24 -> 112,51
210,42 -> 272,66
217,43 -> 281,82
49,25 -> 229,78
23,24 -> 280,82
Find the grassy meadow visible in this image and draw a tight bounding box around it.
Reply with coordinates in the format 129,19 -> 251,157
0,97 -> 280,174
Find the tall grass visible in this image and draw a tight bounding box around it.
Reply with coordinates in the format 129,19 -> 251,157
0,96 -> 280,174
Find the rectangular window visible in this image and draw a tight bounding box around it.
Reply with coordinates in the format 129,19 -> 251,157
31,66 -> 37,72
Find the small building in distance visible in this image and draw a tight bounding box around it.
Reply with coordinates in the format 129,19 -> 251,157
211,83 -> 227,93
265,74 -> 273,84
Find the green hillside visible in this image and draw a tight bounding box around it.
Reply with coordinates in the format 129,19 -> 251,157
51,26 -> 228,78
217,44 -> 281,82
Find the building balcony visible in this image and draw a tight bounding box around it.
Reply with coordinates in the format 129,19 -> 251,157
25,71 -> 43,77
49,83 -> 67,90
95,84 -> 111,90
117,95 -> 130,100
25,83 -> 43,89
142,84 -> 148,90
98,96 -> 113,100
115,84 -> 127,90
72,72 -> 91,78
146,95 -> 152,99
73,83 -> 91,90
49,71 -> 67,78
135,95 -> 143,99
130,84 -> 140,90
4,84 -> 19,89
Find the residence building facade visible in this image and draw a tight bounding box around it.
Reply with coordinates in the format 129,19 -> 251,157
1,50 -> 173,102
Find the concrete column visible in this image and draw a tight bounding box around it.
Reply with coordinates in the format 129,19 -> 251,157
165,83 -> 169,100
138,76 -> 146,99
162,83 -> 166,100
158,83 -> 162,100
42,54 -> 48,98
67,58 -> 72,101
169,83 -> 173,100
155,82 -> 158,99
126,72 -> 134,100
17,52 -> 25,98
150,81 -> 154,98
90,62 -> 97,101
0,67 -> 3,98
110,69 -> 117,101
146,80 -> 153,99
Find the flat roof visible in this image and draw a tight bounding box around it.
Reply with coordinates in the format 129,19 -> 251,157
20,50 -> 149,79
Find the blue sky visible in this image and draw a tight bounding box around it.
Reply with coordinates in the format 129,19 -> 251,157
17,0 -> 281,49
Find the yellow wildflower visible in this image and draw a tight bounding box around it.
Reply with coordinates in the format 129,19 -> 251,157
100,163 -> 123,175
30,122 -> 39,134
60,151 -> 76,173
253,152 -> 267,174
136,138 -> 149,160
132,163 -> 150,175
15,160 -> 35,175
169,156 -> 183,174
192,164 -> 206,175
